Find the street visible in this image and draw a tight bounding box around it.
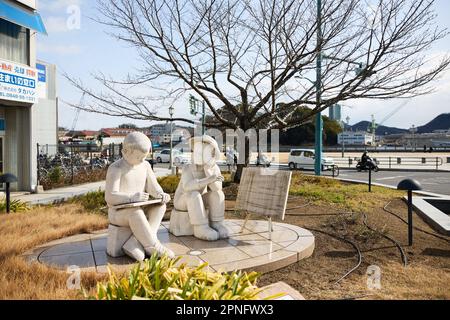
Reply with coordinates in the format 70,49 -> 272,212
152,162 -> 450,196
332,169 -> 450,196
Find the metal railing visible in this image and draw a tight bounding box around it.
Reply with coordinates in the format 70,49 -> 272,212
36,143 -> 122,189
333,156 -> 445,170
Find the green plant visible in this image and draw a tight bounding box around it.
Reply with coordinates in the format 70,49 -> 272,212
157,175 -> 181,194
70,190 -> 106,214
0,199 -> 29,213
48,166 -> 63,184
91,254 -> 279,300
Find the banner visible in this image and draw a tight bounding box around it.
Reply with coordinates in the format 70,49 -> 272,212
0,59 -> 37,104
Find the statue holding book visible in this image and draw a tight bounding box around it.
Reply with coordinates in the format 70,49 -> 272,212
105,132 -> 173,261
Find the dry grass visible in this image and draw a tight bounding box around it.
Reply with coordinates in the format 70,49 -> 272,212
0,204 -> 108,299
253,173 -> 450,300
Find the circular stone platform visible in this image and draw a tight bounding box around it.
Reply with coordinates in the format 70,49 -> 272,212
23,220 -> 315,274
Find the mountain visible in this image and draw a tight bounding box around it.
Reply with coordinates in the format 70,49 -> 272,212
417,113 -> 450,133
346,113 -> 450,135
345,121 -> 408,135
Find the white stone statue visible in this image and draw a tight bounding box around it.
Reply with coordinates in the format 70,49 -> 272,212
170,135 -> 229,241
105,132 -> 174,261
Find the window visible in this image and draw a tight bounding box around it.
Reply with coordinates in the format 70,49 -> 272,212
0,19 -> 29,65
290,150 -> 301,156
304,151 -> 314,158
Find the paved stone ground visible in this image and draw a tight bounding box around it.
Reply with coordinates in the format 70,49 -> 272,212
23,220 -> 315,274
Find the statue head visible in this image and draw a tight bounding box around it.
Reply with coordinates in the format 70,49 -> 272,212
122,132 -> 152,166
190,135 -> 220,168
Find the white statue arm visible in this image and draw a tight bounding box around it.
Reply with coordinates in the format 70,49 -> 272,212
105,166 -> 135,205
181,166 -> 217,192
145,162 -> 165,198
207,165 -> 223,192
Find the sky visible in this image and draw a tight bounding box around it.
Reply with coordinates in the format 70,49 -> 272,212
36,0 -> 450,131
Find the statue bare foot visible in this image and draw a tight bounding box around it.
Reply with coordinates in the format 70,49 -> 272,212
194,225 -> 219,241
145,241 -> 175,259
210,221 -> 230,239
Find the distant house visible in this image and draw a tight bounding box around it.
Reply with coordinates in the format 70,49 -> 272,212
100,128 -> 151,145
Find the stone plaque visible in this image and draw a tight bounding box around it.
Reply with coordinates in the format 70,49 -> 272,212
235,167 -> 292,220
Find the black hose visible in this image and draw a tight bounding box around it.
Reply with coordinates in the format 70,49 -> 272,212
305,226 -> 363,285
361,212 -> 408,267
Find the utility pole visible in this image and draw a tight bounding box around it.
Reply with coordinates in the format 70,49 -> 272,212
314,0 -> 323,176
169,105 -> 175,174
340,120 -> 345,158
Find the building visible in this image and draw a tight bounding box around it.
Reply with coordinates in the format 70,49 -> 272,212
338,131 -> 374,146
0,0 -> 55,191
328,104 -> 342,122
149,123 -> 192,144
401,130 -> 450,149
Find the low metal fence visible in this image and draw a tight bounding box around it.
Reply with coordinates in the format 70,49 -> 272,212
37,143 -> 123,190
333,156 -> 445,170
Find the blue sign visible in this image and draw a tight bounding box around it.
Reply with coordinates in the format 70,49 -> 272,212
0,119 -> 5,131
36,63 -> 46,83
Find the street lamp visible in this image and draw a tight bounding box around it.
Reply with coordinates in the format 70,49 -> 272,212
189,95 -> 206,135
169,105 -> 175,174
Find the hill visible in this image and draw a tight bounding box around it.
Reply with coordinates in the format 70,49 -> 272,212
417,113 -> 450,133
345,121 -> 408,135
346,113 -> 450,135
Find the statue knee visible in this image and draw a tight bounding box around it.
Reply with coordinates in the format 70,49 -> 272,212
128,208 -> 146,221
188,191 -> 202,200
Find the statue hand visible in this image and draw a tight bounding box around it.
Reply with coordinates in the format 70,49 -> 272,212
160,193 -> 171,204
131,192 -> 149,202
207,172 -> 223,183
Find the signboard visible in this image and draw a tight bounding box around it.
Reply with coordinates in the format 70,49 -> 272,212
16,0 -> 37,10
0,59 -> 37,104
36,63 -> 47,99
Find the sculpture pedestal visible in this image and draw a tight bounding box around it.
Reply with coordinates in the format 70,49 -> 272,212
169,209 -> 196,236
106,224 -> 132,257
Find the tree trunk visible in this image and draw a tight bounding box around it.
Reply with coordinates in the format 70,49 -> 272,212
233,135 -> 250,183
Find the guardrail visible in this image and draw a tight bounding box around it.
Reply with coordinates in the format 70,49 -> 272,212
333,156 -> 445,170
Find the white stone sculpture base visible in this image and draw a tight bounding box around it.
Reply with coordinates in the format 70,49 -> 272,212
106,224 -> 132,257
169,208 -> 203,236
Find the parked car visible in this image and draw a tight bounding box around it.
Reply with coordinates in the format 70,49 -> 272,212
288,149 -> 335,170
153,149 -> 191,165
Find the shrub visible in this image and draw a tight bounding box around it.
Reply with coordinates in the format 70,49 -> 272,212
0,199 -> 29,213
70,190 -> 106,214
157,175 -> 181,194
91,254 -> 278,300
48,166 -> 63,184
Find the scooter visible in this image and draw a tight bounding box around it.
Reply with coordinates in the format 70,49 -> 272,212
356,158 -> 379,172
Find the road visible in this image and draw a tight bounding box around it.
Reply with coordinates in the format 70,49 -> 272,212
152,163 -> 450,196
330,169 -> 450,196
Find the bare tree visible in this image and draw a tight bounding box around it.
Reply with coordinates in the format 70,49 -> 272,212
66,0 -> 449,175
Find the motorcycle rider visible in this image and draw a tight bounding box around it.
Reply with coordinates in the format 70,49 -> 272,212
361,151 -> 370,167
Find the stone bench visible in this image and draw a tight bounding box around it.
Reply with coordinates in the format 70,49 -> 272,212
106,224 -> 133,257
107,224 -> 146,261
169,208 -> 212,236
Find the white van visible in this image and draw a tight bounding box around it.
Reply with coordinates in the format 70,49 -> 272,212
288,149 -> 335,170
